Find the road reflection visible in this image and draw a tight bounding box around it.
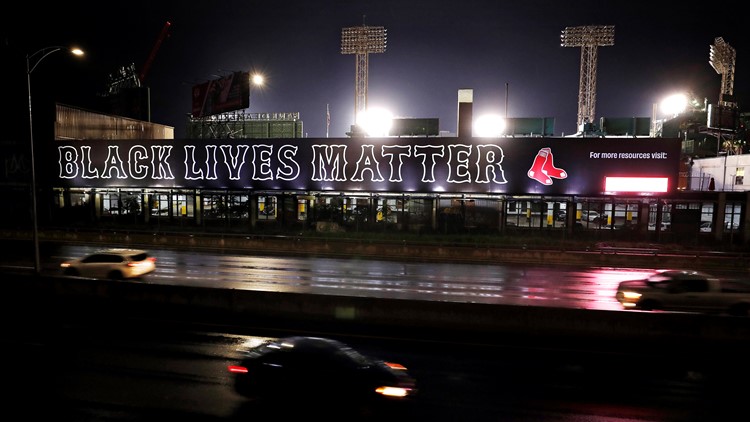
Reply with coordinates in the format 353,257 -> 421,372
48,244 -> 659,311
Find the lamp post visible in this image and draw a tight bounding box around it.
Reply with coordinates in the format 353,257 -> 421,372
26,46 -> 84,273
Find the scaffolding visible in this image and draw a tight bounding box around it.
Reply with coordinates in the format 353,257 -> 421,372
187,110 -> 303,139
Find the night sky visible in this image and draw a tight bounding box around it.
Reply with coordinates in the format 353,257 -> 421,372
6,1 -> 747,140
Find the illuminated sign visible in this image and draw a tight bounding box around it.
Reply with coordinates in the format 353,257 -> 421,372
52,137 -> 681,196
604,177 -> 669,193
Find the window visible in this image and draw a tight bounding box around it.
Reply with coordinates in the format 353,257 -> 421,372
203,193 -> 227,218
258,195 -> 277,220
725,202 -> 742,231
297,198 -> 308,221
678,279 -> 709,293
735,167 -> 744,186
150,193 -> 170,216
228,194 -> 249,218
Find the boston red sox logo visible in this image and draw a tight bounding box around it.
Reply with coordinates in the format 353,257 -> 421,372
527,147 -> 567,185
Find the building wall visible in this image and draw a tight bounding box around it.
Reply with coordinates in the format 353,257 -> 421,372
690,154 -> 749,191
54,104 -> 174,140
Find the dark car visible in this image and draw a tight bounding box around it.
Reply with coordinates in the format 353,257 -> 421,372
227,336 -> 417,411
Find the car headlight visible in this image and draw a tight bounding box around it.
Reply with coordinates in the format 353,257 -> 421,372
621,291 -> 642,300
375,386 -> 413,398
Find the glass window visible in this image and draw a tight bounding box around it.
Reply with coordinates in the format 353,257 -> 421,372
172,193 -> 194,218
258,195 -> 277,220
102,192 -> 120,215
378,198 -> 398,223
725,202 -> 742,231
150,193 -> 170,216
297,198 -> 308,221
203,193 -> 227,218
119,191 -> 141,215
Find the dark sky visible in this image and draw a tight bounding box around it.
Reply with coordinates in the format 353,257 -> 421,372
7,0 -> 747,139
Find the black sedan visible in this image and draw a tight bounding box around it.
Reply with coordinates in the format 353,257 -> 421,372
227,336 -> 417,412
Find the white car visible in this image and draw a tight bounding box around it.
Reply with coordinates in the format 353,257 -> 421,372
648,222 -> 670,231
580,210 -> 600,222
61,248 -> 156,279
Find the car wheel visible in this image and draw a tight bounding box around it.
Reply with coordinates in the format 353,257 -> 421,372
638,300 -> 660,311
108,270 -> 124,280
728,303 -> 750,317
64,268 -> 79,277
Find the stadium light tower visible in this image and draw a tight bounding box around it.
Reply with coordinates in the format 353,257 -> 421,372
709,37 -> 736,108
561,25 -> 614,132
341,19 -> 387,134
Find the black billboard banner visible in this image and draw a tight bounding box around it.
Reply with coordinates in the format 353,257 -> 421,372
54,137 -> 681,196
191,71 -> 250,118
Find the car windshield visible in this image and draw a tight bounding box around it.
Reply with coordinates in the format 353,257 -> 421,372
645,273 -> 681,288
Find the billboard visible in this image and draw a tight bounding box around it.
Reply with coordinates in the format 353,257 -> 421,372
599,117 -> 651,137
505,117 -> 555,136
707,104 -> 738,131
51,137 -> 681,196
389,118 -> 439,136
191,72 -> 250,118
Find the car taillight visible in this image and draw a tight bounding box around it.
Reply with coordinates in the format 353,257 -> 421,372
228,365 -> 248,374
128,258 -> 156,267
384,361 -> 407,370
375,386 -> 412,397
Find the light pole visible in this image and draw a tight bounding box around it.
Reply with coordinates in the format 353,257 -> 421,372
26,46 -> 84,273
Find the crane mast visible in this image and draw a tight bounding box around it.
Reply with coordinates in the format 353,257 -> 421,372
139,21 -> 172,85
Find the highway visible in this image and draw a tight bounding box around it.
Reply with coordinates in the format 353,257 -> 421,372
5,291 -> 747,422
34,242 -> 660,311
2,239 -> 750,420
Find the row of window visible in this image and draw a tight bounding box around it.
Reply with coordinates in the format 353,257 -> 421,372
52,188 -> 743,234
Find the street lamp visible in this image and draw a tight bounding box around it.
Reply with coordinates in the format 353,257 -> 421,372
26,46 -> 84,273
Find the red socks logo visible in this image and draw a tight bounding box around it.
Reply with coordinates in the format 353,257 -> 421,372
527,147 -> 567,185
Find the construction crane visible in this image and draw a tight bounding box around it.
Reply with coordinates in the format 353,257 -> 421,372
139,21 -> 171,85
105,21 -> 171,96
561,25 -> 615,133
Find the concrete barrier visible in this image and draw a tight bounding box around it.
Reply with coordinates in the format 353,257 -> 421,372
10,272 -> 750,351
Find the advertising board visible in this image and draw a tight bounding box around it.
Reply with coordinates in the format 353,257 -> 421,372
191,72 -> 250,118
53,137 -> 681,196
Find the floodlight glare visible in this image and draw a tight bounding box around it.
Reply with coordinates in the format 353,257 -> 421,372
251,73 -> 264,86
356,107 -> 393,137
474,114 -> 506,137
660,94 -> 688,117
